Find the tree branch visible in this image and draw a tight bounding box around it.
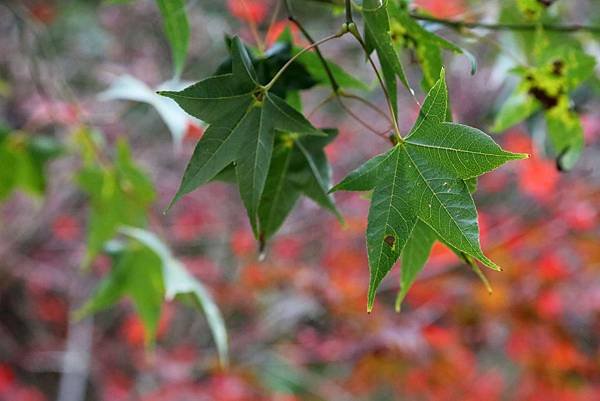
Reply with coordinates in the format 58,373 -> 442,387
409,13 -> 600,34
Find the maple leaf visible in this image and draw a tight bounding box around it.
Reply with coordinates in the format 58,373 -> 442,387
332,70 -> 527,311
160,36 -> 324,236
492,43 -> 595,170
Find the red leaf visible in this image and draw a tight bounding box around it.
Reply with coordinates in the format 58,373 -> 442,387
0,364 -> 15,394
184,121 -> 204,142
414,0 -> 466,18
227,0 -> 268,24
52,215 -> 81,242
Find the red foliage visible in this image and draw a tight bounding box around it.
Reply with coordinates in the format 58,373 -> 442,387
0,365 -> 15,394
227,0 -> 269,24
2,2 -> 600,400
184,121 -> 204,142
414,0 -> 466,18
51,214 -> 81,241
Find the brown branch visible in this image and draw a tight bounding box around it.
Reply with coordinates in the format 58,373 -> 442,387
410,13 -> 600,34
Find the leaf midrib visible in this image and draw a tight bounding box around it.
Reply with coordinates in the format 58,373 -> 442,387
405,140 -> 521,159
402,147 -> 473,255
179,108 -> 248,196
372,147 -> 402,298
165,92 -> 252,102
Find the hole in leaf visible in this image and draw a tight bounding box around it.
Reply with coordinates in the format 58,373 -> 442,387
384,235 -> 396,248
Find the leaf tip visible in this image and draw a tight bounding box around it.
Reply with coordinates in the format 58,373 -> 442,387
164,194 -> 180,214
394,292 -> 405,313
367,292 -> 375,313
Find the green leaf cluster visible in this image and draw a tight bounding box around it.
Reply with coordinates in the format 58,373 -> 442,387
76,130 -> 155,265
0,125 -> 61,201
77,227 -> 228,365
161,37 -> 340,244
493,42 -> 596,170
332,71 -> 527,311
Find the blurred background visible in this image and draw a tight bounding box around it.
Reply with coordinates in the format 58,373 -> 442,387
1,0 -> 600,400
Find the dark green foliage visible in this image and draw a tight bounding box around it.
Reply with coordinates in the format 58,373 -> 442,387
332,71 -> 527,311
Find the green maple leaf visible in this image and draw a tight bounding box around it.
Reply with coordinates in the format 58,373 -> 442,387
362,0 -> 410,114
160,37 -> 324,236
492,44 -> 595,170
332,70 -> 527,311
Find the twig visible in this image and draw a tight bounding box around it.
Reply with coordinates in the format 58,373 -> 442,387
350,30 -> 403,142
264,31 -> 347,91
410,13 -> 600,34
283,0 -> 340,93
240,0 -> 265,52
336,98 -> 390,139
340,91 -> 393,126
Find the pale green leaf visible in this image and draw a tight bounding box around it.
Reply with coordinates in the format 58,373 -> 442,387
120,227 -> 229,365
156,0 -> 190,77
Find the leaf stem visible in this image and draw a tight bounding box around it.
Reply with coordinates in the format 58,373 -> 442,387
350,29 -> 403,143
409,13 -> 600,34
240,0 -> 265,52
263,30 -> 347,91
345,0 -> 353,24
336,98 -> 391,139
339,91 -> 393,126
